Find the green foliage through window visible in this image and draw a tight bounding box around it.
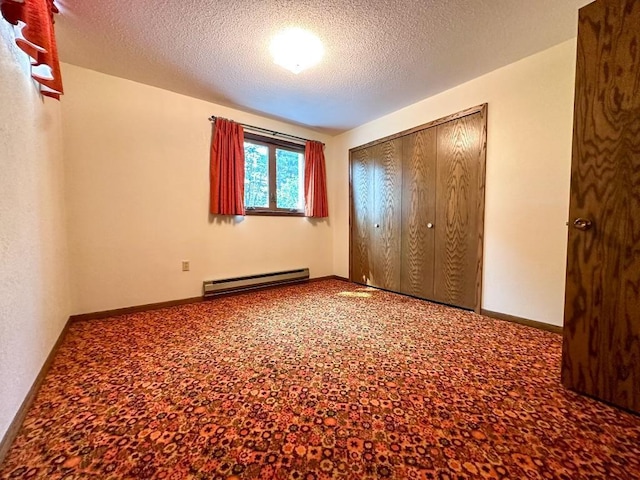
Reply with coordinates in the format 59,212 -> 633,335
244,143 -> 269,208
276,149 -> 304,210
244,136 -> 305,213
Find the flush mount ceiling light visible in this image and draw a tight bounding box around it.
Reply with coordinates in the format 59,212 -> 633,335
270,28 -> 324,74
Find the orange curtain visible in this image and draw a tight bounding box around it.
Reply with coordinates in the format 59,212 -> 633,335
210,118 -> 245,215
304,141 -> 329,218
1,0 -> 63,99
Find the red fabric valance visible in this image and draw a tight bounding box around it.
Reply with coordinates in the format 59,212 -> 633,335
1,0 -> 63,99
304,141 -> 329,218
210,118 -> 245,216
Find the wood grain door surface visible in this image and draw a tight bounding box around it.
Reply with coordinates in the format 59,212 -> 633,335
561,0 -> 640,413
372,139 -> 403,291
434,114 -> 484,309
400,129 -> 437,299
349,105 -> 486,312
350,146 -> 375,285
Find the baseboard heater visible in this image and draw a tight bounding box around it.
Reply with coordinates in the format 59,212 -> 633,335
203,268 -> 310,297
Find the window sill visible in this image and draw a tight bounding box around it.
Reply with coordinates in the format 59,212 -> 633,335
245,210 -> 305,217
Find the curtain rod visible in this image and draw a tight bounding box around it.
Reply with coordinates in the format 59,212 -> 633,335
209,116 -> 324,146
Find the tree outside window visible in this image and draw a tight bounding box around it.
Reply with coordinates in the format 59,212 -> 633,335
244,134 -> 304,215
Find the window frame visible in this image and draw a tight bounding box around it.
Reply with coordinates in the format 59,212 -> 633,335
243,132 -> 306,216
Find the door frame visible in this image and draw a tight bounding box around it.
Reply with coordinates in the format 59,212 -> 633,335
348,103 -> 488,313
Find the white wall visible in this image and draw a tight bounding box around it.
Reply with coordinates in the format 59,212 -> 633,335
328,39 -> 577,326
61,64 -> 334,315
0,23 -> 70,442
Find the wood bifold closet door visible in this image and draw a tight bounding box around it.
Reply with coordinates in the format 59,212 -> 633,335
562,0 -> 640,414
434,114 -> 484,309
350,139 -> 402,292
350,106 -> 486,311
400,128 -> 437,300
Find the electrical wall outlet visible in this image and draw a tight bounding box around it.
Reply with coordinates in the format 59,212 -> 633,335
182,261 -> 190,272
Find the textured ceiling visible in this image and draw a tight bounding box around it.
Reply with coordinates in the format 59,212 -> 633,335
55,0 -> 590,134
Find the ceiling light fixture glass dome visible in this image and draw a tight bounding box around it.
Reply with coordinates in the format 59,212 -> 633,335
270,28 -> 324,74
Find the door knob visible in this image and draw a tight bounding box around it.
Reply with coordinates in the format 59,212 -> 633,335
427,223 -> 434,229
573,218 -> 593,231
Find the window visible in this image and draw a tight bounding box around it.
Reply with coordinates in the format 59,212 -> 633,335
243,133 -> 305,215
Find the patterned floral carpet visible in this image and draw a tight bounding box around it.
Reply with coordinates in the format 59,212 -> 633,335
1,280 -> 640,479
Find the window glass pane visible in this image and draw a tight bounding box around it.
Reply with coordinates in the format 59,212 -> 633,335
244,142 -> 269,208
276,149 -> 304,210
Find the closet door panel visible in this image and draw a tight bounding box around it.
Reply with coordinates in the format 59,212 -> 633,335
350,147 -> 375,285
372,139 -> 403,291
434,114 -> 483,309
401,129 -> 437,298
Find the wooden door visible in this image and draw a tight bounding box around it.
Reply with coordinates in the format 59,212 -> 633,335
561,0 -> 640,413
371,139 -> 403,291
350,146 -> 375,285
434,113 -> 485,309
400,129 -> 437,299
